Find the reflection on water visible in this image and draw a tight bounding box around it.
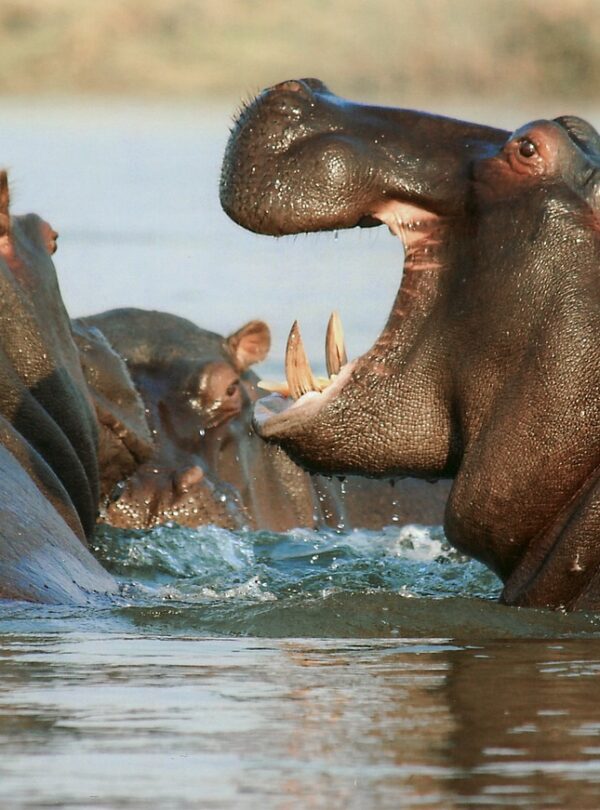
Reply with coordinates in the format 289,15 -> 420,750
1,634 -> 600,808
0,526 -> 598,806
0,100 -> 599,807
445,641 -> 600,808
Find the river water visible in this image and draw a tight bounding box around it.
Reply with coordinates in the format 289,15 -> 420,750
0,99 -> 599,808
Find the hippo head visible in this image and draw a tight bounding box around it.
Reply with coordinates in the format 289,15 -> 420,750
221,79 -> 600,609
83,309 -> 272,530
123,317 -> 271,453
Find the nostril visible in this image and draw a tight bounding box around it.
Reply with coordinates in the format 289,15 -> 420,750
108,480 -> 126,504
273,80 -> 307,95
270,79 -> 319,102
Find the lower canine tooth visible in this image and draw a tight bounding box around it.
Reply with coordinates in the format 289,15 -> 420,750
325,311 -> 348,377
285,321 -> 319,399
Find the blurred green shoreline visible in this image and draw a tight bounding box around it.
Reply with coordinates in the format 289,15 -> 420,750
0,0 -> 597,104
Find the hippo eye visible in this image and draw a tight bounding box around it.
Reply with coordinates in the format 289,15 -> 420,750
518,139 -> 537,158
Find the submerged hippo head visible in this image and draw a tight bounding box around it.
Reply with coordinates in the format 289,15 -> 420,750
80,308 -> 271,530
221,79 -> 600,610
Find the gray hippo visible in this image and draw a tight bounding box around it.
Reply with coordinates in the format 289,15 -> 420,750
220,78 -> 600,611
0,171 -> 116,603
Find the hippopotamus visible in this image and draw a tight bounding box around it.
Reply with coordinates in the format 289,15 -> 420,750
79,308 -> 345,531
220,78 -> 600,611
80,308 -> 448,531
77,308 -> 261,529
74,314 -> 245,530
0,171 -> 116,603
72,320 -> 155,500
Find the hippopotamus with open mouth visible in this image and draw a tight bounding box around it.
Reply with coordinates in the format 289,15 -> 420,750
220,78 -> 600,611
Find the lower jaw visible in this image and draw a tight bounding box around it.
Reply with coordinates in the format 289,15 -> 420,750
253,360 -> 357,439
252,206 -> 443,442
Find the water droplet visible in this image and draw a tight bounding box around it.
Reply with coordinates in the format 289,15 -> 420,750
391,496 -> 400,523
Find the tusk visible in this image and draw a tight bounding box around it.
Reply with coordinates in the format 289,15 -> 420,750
325,310 -> 348,377
285,321 -> 319,399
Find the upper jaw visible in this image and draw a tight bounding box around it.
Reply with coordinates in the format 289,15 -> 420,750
221,78 -> 509,238
224,84 -> 508,455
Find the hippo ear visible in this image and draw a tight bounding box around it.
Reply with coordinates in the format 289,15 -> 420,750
0,170 -> 10,238
225,320 -> 271,371
555,116 -> 600,159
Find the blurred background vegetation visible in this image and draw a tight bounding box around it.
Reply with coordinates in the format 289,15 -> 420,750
0,0 -> 597,104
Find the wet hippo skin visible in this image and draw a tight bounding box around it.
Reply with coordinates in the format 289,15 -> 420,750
82,308 -> 341,531
0,172 -> 116,603
221,78 -> 600,610
82,308 -> 449,532
72,320 -> 155,504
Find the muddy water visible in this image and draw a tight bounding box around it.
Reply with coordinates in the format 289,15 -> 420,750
0,100 -> 599,808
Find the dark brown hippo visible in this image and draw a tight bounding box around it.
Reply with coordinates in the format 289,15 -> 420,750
81,308 -> 448,532
220,78 -> 600,610
0,172 -> 116,603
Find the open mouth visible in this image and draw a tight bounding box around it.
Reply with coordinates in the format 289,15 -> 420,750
254,198 -> 439,437
255,311 -> 357,432
220,79 -> 509,458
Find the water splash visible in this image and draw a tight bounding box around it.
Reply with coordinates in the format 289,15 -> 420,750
93,522 -> 501,605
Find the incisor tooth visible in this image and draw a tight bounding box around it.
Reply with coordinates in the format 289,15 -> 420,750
257,379 -> 290,396
325,311 -> 348,377
285,321 -> 319,399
